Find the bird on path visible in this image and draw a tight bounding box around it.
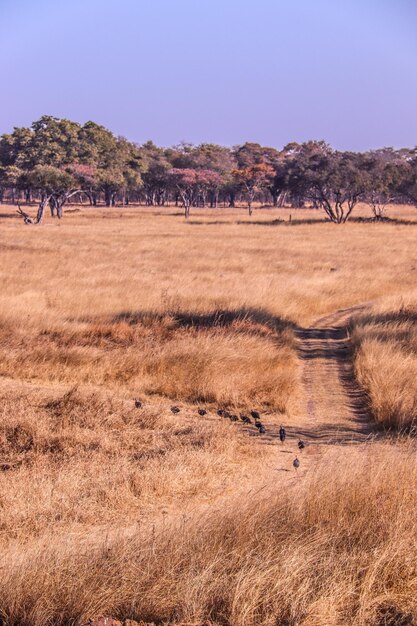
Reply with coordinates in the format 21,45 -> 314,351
259,424 -> 266,434
171,406 -> 180,414
298,440 -> 305,450
198,408 -> 207,416
217,409 -> 225,417
230,414 -> 239,422
134,399 -> 142,409
293,457 -> 300,470
251,410 -> 260,420
279,426 -> 286,443
240,415 -> 251,424
255,421 -> 265,431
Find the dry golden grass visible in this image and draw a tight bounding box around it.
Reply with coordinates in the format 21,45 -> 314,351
0,383 -> 269,542
1,203 -> 416,328
0,308 -> 295,410
1,202 -> 417,625
352,297 -> 417,431
1,444 -> 416,626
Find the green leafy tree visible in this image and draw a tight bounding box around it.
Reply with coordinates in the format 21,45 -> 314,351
395,150 -> 417,207
0,165 -> 23,203
17,165 -> 80,223
27,116 -> 82,166
288,142 -> 366,222
361,150 -> 405,219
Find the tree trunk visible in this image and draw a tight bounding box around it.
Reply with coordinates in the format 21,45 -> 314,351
277,191 -> 287,207
17,195 -> 51,224
104,189 -> 112,207
85,192 -> 93,206
36,197 -> 49,223
372,203 -> 385,220
49,197 -> 57,217
56,199 -> 64,219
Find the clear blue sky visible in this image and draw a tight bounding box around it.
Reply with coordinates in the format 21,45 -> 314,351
1,0 -> 416,150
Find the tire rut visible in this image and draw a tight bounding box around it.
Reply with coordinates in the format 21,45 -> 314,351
295,304 -> 374,445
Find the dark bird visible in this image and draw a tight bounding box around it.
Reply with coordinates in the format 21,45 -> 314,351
298,440 -> 305,450
259,425 -> 266,434
217,409 -> 225,417
230,414 -> 239,422
171,406 -> 180,414
198,408 -> 207,416
255,421 -> 265,430
240,415 -> 251,424
223,411 -> 231,419
293,457 -> 300,470
250,410 -> 260,420
134,399 -> 142,409
279,426 -> 286,443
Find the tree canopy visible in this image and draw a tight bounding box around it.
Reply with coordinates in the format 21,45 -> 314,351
0,116 -> 415,223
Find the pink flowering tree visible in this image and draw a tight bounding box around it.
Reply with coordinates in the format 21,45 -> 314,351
168,168 -> 223,219
232,163 -> 275,215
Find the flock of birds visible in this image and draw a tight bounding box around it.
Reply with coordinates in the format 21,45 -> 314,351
134,399 -> 305,470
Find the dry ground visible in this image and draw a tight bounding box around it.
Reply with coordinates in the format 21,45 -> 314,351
0,202 -> 417,626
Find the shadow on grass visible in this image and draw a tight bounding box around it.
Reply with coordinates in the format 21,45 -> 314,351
237,217 -> 326,226
350,216 -> 417,226
351,309 -> 417,327
189,215 -> 417,227
92,303 -> 413,441
113,306 -> 298,337
0,212 -> 20,220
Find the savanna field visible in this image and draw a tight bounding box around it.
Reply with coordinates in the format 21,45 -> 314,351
1,202 -> 417,626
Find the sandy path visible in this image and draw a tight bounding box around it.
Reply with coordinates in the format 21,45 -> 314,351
231,303 -> 376,483
294,304 -> 373,445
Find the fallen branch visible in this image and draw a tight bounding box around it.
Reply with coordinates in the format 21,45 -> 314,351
17,205 -> 36,224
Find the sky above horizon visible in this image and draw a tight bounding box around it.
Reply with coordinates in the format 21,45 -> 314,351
0,0 -> 416,151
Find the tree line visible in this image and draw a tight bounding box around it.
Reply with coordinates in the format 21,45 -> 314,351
1,115 -> 417,224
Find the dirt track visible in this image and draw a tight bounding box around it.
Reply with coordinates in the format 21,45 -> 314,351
238,304 -> 376,480
295,304 -> 374,445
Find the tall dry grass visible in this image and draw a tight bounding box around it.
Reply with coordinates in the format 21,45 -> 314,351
352,297 -> 417,431
0,384 -> 269,542
0,308 -> 296,410
1,204 -> 417,625
1,204 -> 417,329
1,445 -> 416,626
